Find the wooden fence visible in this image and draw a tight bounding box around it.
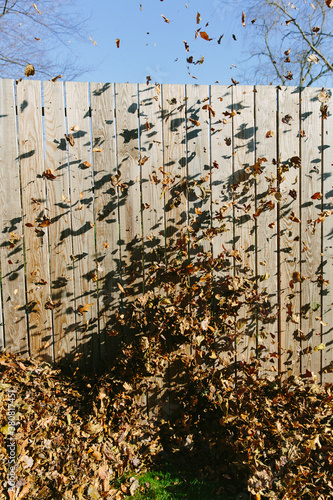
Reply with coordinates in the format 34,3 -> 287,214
0,79 -> 332,386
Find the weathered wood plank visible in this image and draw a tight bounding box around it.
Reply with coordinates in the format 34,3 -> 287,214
43,80 -> 76,366
322,88 -> 333,384
278,86 -> 301,378
65,81 -> 97,370
210,85 -> 234,365
138,83 -> 165,419
162,84 -> 187,416
115,83 -> 142,301
186,84 -> 211,255
16,80 -> 53,362
232,85 -> 256,364
0,79 -> 28,356
210,85 -> 233,256
90,82 -> 120,366
300,87 -> 323,380
254,85 -> 279,375
115,83 -> 145,412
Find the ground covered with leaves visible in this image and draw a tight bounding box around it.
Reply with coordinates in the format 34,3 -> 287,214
0,348 -> 332,499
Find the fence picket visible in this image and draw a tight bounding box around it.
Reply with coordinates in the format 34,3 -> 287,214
90,82 -> 120,366
300,87 -> 323,379
232,85 -> 256,365
278,87 -> 301,377
43,81 -> 76,365
0,79 -> 28,356
322,92 -> 333,384
138,83 -> 165,419
16,80 -> 53,362
65,81 -> 97,370
254,85 -> 279,375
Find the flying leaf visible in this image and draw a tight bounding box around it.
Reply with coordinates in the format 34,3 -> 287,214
32,3 -> 42,15
308,54 -> 319,64
189,118 -> 200,126
326,0 -> 333,7
202,104 -> 215,117
183,40 -> 189,51
65,134 -> 75,146
42,169 -> 56,180
161,14 -> 170,23
266,130 -> 274,138
196,12 -> 201,24
117,282 -> 125,293
217,34 -> 224,44
200,31 -> 212,41
78,303 -> 94,315
318,90 -> 331,103
25,63 -> 35,77
311,192 -> 322,200
115,38 -> 120,48
92,148 -> 103,152
232,34 -> 237,41
50,74 -> 62,82
242,11 -> 246,27
314,343 -> 325,351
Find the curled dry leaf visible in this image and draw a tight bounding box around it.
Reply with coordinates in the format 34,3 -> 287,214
65,134 -> 75,146
318,90 -> 331,103
200,31 -> 212,41
77,303 -> 94,315
266,130 -> 274,138
42,169 -> 56,180
202,104 -> 215,117
24,63 -> 35,77
183,40 -> 189,51
242,11 -> 245,26
161,14 -> 170,23
115,38 -> 120,48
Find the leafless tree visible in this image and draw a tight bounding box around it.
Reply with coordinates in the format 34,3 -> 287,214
0,0 -> 90,79
234,0 -> 333,87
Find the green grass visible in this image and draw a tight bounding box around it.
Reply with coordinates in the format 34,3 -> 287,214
112,467 -> 229,499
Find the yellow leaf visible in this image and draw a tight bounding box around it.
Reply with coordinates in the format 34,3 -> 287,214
117,282 -> 125,293
314,343 -> 325,351
78,303 -> 93,315
92,148 -> 103,153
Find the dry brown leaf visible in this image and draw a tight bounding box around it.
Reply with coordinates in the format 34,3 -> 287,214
161,14 -> 170,23
115,38 -> 120,48
78,303 -> 94,315
65,134 -> 75,146
24,63 -> 35,77
200,31 -> 212,41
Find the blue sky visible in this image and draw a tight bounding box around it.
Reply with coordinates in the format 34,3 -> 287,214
70,0 -> 247,85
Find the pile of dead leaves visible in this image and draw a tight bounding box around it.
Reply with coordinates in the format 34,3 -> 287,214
0,352 -> 161,500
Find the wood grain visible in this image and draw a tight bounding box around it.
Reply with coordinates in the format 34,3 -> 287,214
90,82 -> 120,366
232,85 -> 256,365
254,85 -> 279,375
65,81 -> 97,370
43,81 -> 76,366
0,79 -> 28,356
278,86 -> 301,377
17,80 -> 53,362
300,87 -> 323,379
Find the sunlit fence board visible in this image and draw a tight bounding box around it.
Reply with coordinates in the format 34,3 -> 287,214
65,81 -> 97,369
278,86 -> 301,378
43,80 -> 76,365
254,85 -> 279,375
322,93 -> 333,384
0,79 -> 28,356
0,80 -> 332,385
90,82 -> 119,364
300,87 -> 323,379
138,83 -> 165,419
16,80 -> 53,362
232,85 -> 256,364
